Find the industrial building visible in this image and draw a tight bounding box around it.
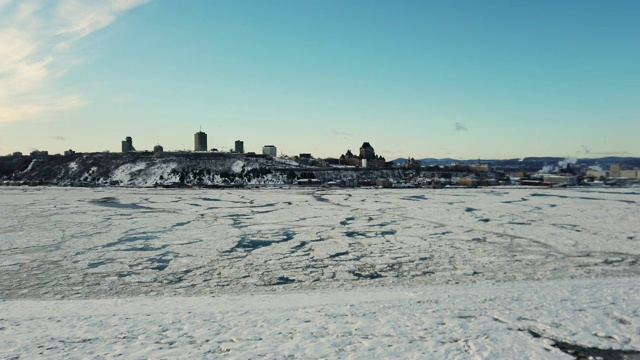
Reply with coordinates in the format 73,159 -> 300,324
194,131 -> 207,152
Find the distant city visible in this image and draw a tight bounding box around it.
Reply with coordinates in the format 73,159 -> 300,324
2,128 -> 640,188
119,131 -> 388,168
121,131 -> 275,159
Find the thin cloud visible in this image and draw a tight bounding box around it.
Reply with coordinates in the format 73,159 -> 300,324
580,145 -> 627,156
330,130 -> 353,137
54,0 -> 151,49
0,0 -> 151,124
379,149 -> 404,158
454,122 -> 467,131
588,151 -> 628,156
50,135 -> 66,141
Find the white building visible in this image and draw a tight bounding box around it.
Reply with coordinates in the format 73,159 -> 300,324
620,170 -> 640,179
262,145 -> 277,157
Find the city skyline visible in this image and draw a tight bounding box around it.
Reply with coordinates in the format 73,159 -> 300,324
1,0 -> 639,159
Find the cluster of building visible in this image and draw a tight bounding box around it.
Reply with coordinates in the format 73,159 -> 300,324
119,131 -> 393,169
116,133 -> 404,175
332,142 -> 388,167
120,130 -> 278,157
7,150 -> 51,158
119,128 -> 398,169
585,163 -> 640,181
114,135 -> 640,183
6,127 -> 640,189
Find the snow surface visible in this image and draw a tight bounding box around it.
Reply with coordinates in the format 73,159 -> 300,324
231,160 -> 244,174
0,187 -> 639,358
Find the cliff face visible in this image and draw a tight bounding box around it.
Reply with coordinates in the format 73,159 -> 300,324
0,152 -> 405,187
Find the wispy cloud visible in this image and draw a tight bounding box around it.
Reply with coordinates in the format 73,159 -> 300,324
0,0 -> 151,124
580,145 -> 628,156
330,130 -> 353,137
594,151 -> 628,156
380,149 -> 403,157
50,135 -> 66,140
454,122 -> 467,131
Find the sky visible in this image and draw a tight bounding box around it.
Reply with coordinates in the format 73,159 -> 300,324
1,0 -> 639,160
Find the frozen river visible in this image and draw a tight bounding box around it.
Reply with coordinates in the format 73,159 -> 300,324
1,187 -> 639,358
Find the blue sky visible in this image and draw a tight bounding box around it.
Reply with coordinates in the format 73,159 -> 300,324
1,0 -> 638,159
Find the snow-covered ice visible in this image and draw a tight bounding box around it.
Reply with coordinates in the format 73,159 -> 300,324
0,187 -> 639,358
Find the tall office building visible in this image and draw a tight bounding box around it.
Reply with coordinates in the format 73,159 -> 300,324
235,140 -> 244,154
194,131 -> 207,151
262,145 -> 277,157
121,136 -> 134,153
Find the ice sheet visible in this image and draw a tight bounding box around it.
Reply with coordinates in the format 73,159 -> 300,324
0,187 -> 639,357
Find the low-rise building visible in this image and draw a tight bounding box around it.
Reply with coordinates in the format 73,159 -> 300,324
30,150 -> 48,157
586,169 -> 608,179
469,163 -> 490,172
296,179 -> 322,186
542,175 -> 578,186
375,178 -> 393,188
458,177 -> 478,187
620,169 -> 640,179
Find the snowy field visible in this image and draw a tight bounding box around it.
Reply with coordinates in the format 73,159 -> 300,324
1,187 -> 639,358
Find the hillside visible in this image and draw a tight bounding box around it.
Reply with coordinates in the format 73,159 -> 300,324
0,152 -> 404,187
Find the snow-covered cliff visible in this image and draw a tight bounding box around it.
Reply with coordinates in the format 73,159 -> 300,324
2,152 -> 405,187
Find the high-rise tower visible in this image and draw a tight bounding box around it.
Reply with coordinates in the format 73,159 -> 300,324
194,131 -> 207,151
235,140 -> 244,154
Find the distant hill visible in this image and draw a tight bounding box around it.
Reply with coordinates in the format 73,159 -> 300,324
393,156 -> 640,165
391,156 -> 640,173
